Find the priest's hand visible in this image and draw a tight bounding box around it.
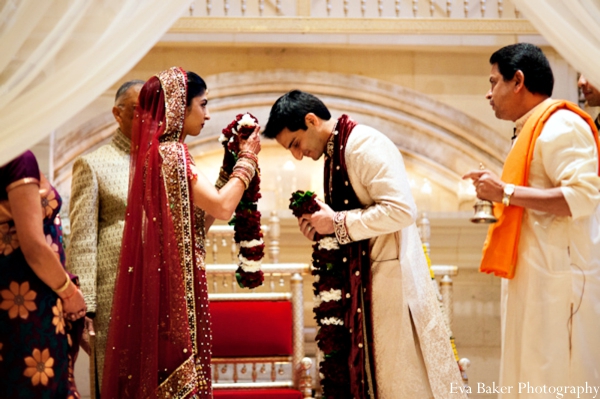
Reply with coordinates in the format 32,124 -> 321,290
462,169 -> 504,203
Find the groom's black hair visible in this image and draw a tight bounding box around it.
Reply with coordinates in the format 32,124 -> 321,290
262,90 -> 331,139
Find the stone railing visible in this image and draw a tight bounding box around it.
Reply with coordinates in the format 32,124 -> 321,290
172,0 -> 536,36
187,0 -> 521,18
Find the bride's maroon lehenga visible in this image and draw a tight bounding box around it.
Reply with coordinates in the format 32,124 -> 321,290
102,67 -> 212,398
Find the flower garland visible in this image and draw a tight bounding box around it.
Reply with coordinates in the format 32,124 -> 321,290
220,113 -> 264,289
289,190 -> 351,398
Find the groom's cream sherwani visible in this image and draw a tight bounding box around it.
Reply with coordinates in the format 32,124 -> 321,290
335,124 -> 465,399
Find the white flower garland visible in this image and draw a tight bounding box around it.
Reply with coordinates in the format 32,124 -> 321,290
238,254 -> 262,273
240,238 -> 263,248
320,288 -> 342,302
314,288 -> 342,310
320,317 -> 344,326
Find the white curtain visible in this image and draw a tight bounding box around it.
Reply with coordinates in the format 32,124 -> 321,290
0,0 -> 191,166
511,0 -> 600,89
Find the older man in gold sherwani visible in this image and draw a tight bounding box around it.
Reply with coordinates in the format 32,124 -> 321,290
67,80 -> 143,396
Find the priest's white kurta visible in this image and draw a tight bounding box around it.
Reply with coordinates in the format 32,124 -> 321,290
499,106 -> 600,398
336,124 -> 465,399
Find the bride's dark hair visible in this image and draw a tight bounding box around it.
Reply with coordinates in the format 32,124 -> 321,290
186,71 -> 207,106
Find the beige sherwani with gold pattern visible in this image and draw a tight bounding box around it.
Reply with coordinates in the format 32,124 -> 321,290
66,129 -> 130,388
335,125 -> 466,399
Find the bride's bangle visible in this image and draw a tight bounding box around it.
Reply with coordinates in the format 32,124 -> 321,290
238,151 -> 258,164
53,273 -> 71,294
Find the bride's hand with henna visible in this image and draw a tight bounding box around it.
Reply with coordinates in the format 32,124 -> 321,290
239,126 -> 261,155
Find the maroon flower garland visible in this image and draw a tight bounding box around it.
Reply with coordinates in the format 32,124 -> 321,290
220,113 -> 264,289
289,190 -> 351,399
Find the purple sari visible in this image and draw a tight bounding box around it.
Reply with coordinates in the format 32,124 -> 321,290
0,151 -> 82,399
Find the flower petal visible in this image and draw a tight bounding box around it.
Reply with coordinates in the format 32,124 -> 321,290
24,356 -> 37,367
9,282 -> 19,295
45,356 -> 54,368
31,372 -> 40,386
0,299 -> 13,310
32,348 -> 41,362
23,367 -> 36,377
40,371 -> 48,386
18,305 -> 29,319
8,305 -> 18,319
23,290 -> 36,301
0,289 -> 14,300
19,282 -> 30,295
41,348 -> 50,362
23,301 -> 37,312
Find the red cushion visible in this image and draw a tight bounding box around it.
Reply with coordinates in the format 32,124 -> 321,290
210,301 -> 293,357
213,389 -> 302,399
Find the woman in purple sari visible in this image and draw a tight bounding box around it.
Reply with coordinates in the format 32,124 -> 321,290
0,150 -> 86,398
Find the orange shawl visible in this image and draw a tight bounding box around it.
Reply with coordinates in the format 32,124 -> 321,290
480,100 -> 600,279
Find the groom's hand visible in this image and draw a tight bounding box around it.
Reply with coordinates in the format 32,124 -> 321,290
298,216 -> 317,241
303,199 -> 335,236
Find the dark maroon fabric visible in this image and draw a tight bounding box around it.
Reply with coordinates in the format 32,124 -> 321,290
323,115 -> 377,399
213,389 -> 302,398
0,151 -> 40,201
211,301 -> 293,357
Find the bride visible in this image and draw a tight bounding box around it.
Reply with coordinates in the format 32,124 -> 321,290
101,67 -> 260,398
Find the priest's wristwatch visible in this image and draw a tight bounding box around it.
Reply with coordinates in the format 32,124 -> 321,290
502,183 -> 515,206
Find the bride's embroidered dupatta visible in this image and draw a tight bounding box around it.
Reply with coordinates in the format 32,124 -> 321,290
102,67 -> 212,398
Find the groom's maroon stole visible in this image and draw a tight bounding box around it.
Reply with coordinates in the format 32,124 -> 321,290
324,114 -> 377,399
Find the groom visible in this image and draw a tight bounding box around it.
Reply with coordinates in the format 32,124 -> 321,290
263,90 -> 465,399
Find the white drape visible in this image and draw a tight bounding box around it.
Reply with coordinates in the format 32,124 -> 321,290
511,0 -> 600,89
0,0 -> 190,166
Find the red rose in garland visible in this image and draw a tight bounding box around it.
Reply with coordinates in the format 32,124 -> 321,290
220,113 -> 264,289
289,190 -> 351,399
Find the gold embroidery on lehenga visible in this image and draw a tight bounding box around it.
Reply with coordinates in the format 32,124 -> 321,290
160,143 -> 198,359
156,356 -> 206,398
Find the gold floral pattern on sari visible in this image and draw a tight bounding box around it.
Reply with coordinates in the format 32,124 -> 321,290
23,348 -> 55,386
0,281 -> 37,319
52,299 -> 65,334
41,189 -> 59,218
0,223 -> 19,255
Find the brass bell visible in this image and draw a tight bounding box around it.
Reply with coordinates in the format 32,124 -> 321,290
470,198 -> 497,224
470,162 -> 497,224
